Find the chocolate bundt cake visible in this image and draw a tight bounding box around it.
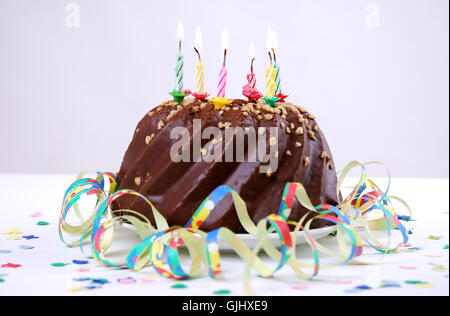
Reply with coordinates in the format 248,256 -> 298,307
115,98 -> 339,232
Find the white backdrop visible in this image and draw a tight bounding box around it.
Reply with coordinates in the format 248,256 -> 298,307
0,0 -> 448,177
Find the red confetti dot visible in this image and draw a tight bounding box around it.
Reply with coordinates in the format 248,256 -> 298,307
1,263 -> 22,268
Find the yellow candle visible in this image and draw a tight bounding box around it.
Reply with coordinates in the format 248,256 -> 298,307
265,29 -> 276,98
194,27 -> 205,94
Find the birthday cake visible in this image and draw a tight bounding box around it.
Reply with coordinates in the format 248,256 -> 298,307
115,98 -> 339,233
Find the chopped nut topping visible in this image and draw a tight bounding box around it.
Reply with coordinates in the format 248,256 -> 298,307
286,127 -> 291,134
148,111 -> 154,117
218,122 -> 231,129
313,125 -> 319,131
269,137 -> 277,147
295,127 -> 304,135
233,107 -> 239,111
157,120 -> 165,130
136,128 -> 140,133
281,114 -> 287,120
201,148 -> 208,156
320,151 -> 326,159
192,106 -> 200,112
299,106 -> 307,113
298,118 -> 305,124
145,133 -> 155,144
242,111 -> 249,117
264,114 -> 273,120
280,122 -> 286,129
266,168 -> 272,177
219,110 -> 223,115
290,123 -> 295,129
308,131 -> 316,140
286,150 -> 292,156
134,177 -> 142,186
295,142 -> 302,147
308,114 -> 316,120
167,109 -> 178,121
257,115 -> 263,120
304,157 -> 310,167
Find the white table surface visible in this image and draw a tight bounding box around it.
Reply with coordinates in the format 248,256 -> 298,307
0,174 -> 448,296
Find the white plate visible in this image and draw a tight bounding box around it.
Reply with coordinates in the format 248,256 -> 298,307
217,226 -> 336,252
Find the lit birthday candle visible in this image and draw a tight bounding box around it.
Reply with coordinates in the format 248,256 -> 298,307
194,27 -> 205,94
169,21 -> 188,103
265,29 -> 275,98
242,42 -> 263,101
217,29 -> 229,98
174,21 -> 184,93
271,30 -> 282,95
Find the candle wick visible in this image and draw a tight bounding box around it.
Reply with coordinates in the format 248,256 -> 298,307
179,41 -> 182,51
194,46 -> 202,62
271,48 -> 277,64
223,49 -> 227,68
251,58 -> 255,74
268,51 -> 273,66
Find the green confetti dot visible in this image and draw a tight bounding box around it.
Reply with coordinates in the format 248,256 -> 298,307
444,245 -> 449,250
213,289 -> 231,295
405,280 -> 427,285
0,278 -> 4,283
51,263 -> 69,267
171,284 -> 188,289
37,221 -> 49,226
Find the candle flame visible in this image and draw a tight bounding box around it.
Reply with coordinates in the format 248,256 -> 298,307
177,21 -> 184,42
272,30 -> 278,52
221,29 -> 229,52
249,42 -> 256,60
194,26 -> 203,51
266,28 -> 273,52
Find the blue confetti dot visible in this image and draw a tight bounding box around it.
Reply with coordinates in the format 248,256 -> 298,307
23,235 -> 39,240
0,250 -> 11,254
72,260 -> 89,265
19,245 -> 34,250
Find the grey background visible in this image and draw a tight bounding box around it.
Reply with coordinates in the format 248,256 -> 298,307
0,0 -> 448,177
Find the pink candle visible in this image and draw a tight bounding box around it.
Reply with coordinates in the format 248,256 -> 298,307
248,42 -> 256,88
217,30 -> 229,98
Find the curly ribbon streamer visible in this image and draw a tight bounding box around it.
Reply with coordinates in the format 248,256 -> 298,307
58,161 -> 411,295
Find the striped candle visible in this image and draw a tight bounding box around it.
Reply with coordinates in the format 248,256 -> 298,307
196,62 -> 205,94
218,66 -> 227,98
174,21 -> 184,93
217,30 -> 229,98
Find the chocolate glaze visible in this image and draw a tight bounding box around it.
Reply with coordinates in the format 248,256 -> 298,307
115,99 -> 340,232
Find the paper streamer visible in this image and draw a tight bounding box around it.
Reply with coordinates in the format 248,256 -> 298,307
58,161 -> 411,295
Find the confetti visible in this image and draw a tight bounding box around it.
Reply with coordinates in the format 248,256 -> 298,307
51,263 -> 69,267
0,250 -> 11,254
405,280 -> 427,285
335,280 -> 353,285
68,287 -> 82,293
292,285 -> 309,290
0,278 -> 4,283
1,263 -> 21,268
7,235 -> 22,240
0,274 -> 8,277
91,278 -> 109,284
427,235 -> 442,240
37,221 -> 49,226
424,254 -> 442,258
416,283 -> 434,289
444,245 -> 449,250
213,289 -> 231,295
19,245 -> 34,250
29,212 -> 43,218
431,266 -> 448,272
380,280 -> 401,288
1,229 -> 23,235
142,278 -> 156,283
74,268 -> 90,273
171,284 -> 188,289
399,265 -> 416,270
72,260 -> 89,265
73,278 -> 91,282
118,277 -> 136,284
23,235 -> 39,240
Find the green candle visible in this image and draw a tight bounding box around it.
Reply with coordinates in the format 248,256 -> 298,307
174,21 -> 184,93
